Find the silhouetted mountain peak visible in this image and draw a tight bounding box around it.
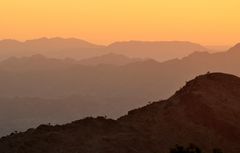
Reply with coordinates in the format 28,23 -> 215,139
121,72 -> 240,123
173,72 -> 240,99
1,73 -> 240,153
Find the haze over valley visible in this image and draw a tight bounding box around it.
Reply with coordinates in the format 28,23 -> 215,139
0,39 -> 239,138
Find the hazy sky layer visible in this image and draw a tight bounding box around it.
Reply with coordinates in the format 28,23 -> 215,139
1,0 -> 240,45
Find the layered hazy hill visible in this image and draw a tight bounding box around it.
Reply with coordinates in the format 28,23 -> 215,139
107,40 -> 207,61
1,73 -> 240,153
0,43 -> 239,136
0,43 -> 239,98
79,53 -> 142,66
0,38 -> 103,60
0,38 -> 207,61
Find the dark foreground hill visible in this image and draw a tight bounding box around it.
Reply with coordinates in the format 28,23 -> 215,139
1,73 -> 240,153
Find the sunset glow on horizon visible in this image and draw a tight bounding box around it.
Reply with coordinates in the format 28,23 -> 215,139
1,0 -> 240,45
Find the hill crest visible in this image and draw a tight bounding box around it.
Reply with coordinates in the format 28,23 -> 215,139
1,73 -> 240,153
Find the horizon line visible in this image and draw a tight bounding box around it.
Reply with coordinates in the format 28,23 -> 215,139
0,37 -> 234,48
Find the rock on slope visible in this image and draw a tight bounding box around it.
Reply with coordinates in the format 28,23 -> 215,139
1,73 -> 240,153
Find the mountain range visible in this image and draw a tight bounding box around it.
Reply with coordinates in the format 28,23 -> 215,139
0,42 -> 239,136
0,73 -> 239,153
0,38 -> 207,61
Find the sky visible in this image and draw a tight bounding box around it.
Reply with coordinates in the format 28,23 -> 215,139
0,0 -> 240,45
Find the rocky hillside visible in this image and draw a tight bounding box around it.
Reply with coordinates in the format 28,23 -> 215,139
0,73 -> 240,153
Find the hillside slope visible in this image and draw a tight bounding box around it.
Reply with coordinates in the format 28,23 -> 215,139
1,73 -> 240,153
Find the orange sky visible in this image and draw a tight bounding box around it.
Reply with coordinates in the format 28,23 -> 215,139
0,0 -> 240,45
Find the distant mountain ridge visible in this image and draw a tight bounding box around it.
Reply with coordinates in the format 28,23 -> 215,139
0,53 -> 143,70
0,37 -> 102,48
0,37 -> 104,60
1,73 -> 240,153
107,40 -> 207,61
0,38 -> 207,61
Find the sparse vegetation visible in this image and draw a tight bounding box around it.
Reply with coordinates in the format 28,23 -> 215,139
170,144 -> 202,153
169,144 -> 223,153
